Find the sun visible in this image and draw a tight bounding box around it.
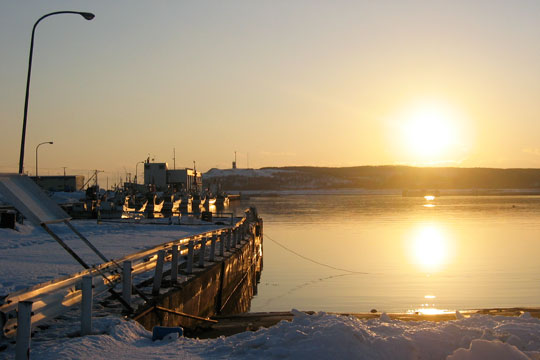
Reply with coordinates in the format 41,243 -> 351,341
404,105 -> 456,157
390,100 -> 469,164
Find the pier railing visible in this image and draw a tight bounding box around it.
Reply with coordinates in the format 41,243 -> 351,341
0,208 -> 259,339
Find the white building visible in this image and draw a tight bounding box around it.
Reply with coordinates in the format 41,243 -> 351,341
144,162 -> 201,191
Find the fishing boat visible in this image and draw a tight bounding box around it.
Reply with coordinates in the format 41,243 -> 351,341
215,192 -> 229,207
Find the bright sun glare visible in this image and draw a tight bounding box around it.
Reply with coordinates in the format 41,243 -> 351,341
392,101 -> 469,164
405,105 -> 456,156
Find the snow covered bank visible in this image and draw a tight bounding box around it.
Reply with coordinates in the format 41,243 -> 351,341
15,310 -> 540,359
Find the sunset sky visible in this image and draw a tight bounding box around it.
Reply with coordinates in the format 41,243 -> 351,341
2,1 -> 540,180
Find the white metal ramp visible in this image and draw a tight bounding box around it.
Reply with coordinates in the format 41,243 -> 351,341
0,174 -> 132,311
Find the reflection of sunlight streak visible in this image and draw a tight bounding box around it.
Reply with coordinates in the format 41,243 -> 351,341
408,307 -> 448,315
408,295 -> 449,315
409,225 -> 449,271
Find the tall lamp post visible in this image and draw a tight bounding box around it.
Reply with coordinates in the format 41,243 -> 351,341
135,161 -> 145,184
18,11 -> 95,174
35,141 -> 53,177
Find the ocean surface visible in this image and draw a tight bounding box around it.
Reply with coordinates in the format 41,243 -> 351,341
232,193 -> 540,313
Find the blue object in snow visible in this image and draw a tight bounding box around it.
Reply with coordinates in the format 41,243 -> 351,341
152,326 -> 184,341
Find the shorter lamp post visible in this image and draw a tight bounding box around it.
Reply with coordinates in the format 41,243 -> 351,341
135,161 -> 145,184
35,141 -> 53,177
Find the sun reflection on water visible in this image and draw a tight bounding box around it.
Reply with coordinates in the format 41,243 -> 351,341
407,295 -> 450,315
409,225 -> 449,271
408,307 -> 449,315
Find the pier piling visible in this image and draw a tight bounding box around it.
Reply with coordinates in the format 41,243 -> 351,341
81,276 -> 93,336
209,235 -> 217,262
225,229 -> 231,252
15,301 -> 32,360
199,237 -> 207,268
186,240 -> 194,274
171,245 -> 179,283
122,261 -> 132,306
219,232 -> 225,257
152,250 -> 165,295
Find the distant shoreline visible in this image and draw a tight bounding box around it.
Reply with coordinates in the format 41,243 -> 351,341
231,188 -> 540,197
205,166 -> 540,192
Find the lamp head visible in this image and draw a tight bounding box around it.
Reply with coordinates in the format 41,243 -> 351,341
80,12 -> 95,20
49,141 -> 54,144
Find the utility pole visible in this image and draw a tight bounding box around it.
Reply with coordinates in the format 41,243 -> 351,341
94,170 -> 104,188
173,148 -> 176,170
62,166 -> 67,191
192,161 -> 196,192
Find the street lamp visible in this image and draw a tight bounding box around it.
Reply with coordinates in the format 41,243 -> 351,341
35,141 -> 53,177
135,161 -> 145,184
18,11 -> 95,174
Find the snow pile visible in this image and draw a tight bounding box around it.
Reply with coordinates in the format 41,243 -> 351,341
22,310 -> 540,359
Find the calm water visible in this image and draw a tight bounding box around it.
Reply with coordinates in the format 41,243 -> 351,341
232,194 -> 540,313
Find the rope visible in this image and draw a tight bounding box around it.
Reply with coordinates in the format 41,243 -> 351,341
265,233 -> 368,274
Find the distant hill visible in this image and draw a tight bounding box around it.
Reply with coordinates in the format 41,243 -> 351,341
203,166 -> 540,191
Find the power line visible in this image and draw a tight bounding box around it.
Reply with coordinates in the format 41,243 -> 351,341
265,233 -> 369,274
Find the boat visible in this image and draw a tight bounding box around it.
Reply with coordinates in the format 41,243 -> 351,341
215,192 -> 229,207
191,191 -> 203,213
203,193 -> 216,211
160,193 -> 181,217
178,191 -> 192,214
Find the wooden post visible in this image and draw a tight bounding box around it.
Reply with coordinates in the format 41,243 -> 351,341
219,231 -> 225,257
122,261 -> 132,306
81,275 -> 93,336
241,223 -> 245,242
186,240 -> 194,274
198,237 -> 206,268
209,235 -> 217,261
233,228 -> 239,248
171,245 -> 179,283
15,301 -> 32,360
152,250 -> 165,295
225,229 -> 231,252
237,224 -> 242,244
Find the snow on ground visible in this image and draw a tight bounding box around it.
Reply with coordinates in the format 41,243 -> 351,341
0,220 -> 222,296
10,310 -> 540,359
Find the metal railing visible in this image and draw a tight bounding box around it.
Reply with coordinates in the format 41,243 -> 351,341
0,208 -> 258,338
